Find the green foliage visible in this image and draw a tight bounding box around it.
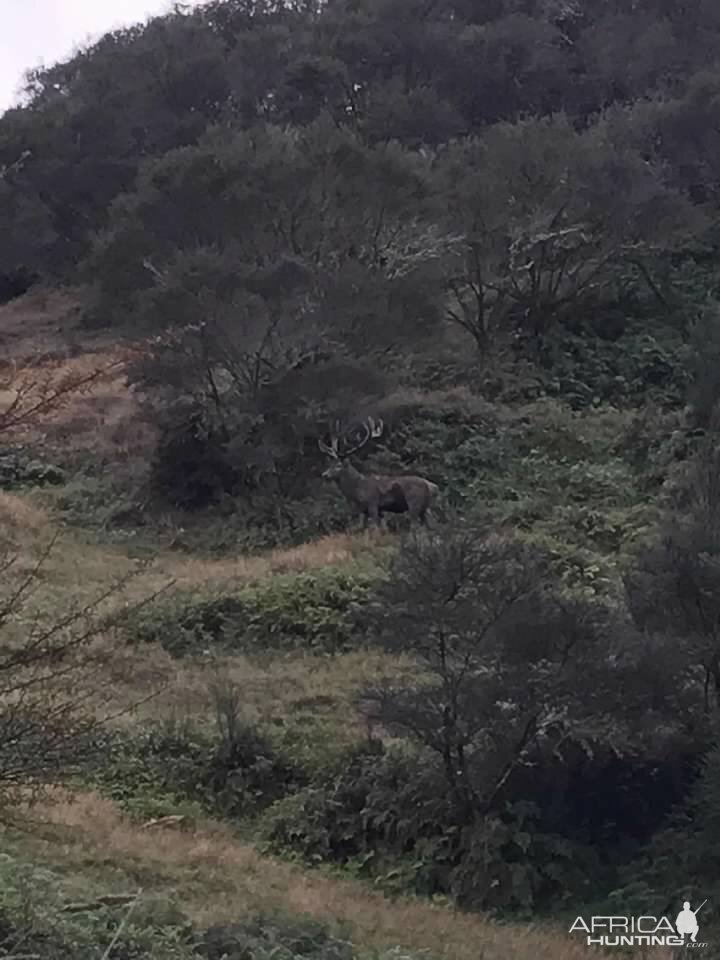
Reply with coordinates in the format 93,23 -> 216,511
0,855 -> 196,959
126,567 -> 378,656
259,744 -> 452,879
0,448 -> 65,488
436,115 -> 701,352
367,392 -> 646,569
45,471 -> 147,534
5,0 -> 718,279
266,521 -> 702,911
537,327 -> 688,409
195,913 -> 354,960
260,743 -> 605,913
197,910 -> 435,960
92,712 -> 302,821
0,856 -> 373,960
686,300 -> 720,426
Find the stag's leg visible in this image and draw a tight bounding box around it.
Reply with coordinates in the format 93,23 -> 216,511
407,499 -> 424,527
367,501 -> 380,529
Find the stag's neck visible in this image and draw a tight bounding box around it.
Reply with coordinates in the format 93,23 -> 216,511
337,462 -> 365,498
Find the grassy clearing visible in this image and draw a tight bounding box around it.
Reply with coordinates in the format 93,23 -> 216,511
11,790 -> 623,960
2,509 -> 391,618
1,499 -> 398,758
0,489 -> 50,539
94,642 -> 408,756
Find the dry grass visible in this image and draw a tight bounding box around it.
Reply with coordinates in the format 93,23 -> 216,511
17,790 -> 618,960
0,289 -> 154,461
159,529 -> 392,586
0,519 -> 389,614
0,288 -> 81,361
93,640 -> 408,745
0,519 -> 395,743
0,490 -> 49,538
0,346 -> 155,460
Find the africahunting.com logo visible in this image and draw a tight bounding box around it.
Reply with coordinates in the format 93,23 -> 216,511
569,900 -> 709,948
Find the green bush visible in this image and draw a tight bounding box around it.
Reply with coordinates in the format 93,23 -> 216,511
259,744 -> 451,881
125,567 -> 378,656
0,856 -> 371,960
536,327 -> 687,409
0,448 -> 65,489
92,715 -> 303,820
259,744 -> 600,913
0,856 -> 196,959
195,913 -> 354,960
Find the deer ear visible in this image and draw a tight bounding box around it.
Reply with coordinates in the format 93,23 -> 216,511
370,417 -> 384,438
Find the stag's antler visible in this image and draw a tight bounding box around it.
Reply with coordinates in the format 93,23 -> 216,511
318,418 -> 342,459
318,416 -> 384,459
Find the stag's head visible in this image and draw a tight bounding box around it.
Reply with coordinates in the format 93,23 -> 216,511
318,417 -> 384,479
321,459 -> 345,480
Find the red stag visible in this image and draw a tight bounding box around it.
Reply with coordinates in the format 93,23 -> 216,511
318,417 -> 439,527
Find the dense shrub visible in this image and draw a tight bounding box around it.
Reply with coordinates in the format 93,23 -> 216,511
249,523 -> 707,913
534,327 -> 687,409
260,744 -> 454,888
125,567 -> 378,656
375,393 -> 637,503
195,914 -> 354,960
93,714 -> 303,820
260,735 -> 703,913
0,856 -> 369,960
0,267 -> 37,303
259,742 -> 612,912
0,448 -> 65,488
0,856 -> 196,959
609,742 -> 720,953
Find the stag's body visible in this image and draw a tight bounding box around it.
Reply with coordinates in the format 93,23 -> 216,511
319,419 -> 439,526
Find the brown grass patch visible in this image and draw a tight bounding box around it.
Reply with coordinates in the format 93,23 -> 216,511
0,289 -> 154,460
20,791 -> 618,960
93,641 -> 407,744
2,347 -> 155,460
0,521 -> 389,642
0,288 -> 80,361
0,490 -> 49,538
160,529 -> 391,587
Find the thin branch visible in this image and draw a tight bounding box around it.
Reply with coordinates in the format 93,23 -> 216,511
99,890 -> 143,960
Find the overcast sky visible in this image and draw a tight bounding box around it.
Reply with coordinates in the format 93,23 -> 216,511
0,0 -> 201,112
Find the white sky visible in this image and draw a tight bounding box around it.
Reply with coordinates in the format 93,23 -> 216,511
0,0 -> 202,113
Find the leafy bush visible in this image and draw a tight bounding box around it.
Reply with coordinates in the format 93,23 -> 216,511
0,266 -> 37,303
259,743 -> 604,913
372,391 -> 638,512
195,913 -> 354,960
536,327 -> 687,409
93,713 -> 303,820
47,472 -> 145,531
0,856 -> 196,959
0,448 -> 65,488
260,744 -> 452,882
126,567 -> 378,656
686,301 -> 720,427
610,743 -> 720,943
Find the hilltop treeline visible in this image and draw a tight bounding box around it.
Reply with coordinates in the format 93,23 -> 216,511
3,0 -> 720,512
